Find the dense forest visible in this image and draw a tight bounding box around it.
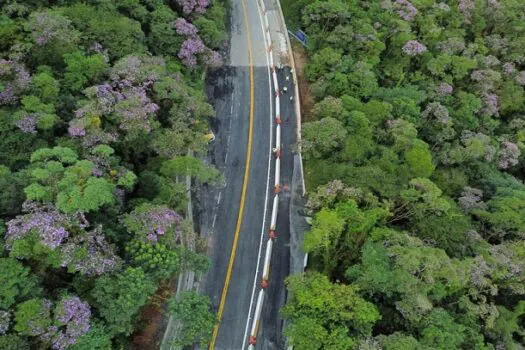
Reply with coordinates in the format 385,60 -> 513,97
0,0 -> 225,348
282,0 -> 525,349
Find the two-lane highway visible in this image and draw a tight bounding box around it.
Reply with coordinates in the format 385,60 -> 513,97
201,0 -> 274,348
201,0 -> 296,347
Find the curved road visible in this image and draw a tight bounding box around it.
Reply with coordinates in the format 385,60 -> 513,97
200,0 -> 295,348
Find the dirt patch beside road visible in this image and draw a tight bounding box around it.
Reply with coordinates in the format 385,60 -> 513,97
131,281 -> 174,350
291,41 -> 315,122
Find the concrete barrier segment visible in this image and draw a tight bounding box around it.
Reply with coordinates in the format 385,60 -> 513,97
250,290 -> 265,337
270,195 -> 279,229
274,158 -> 280,187
262,240 -> 273,280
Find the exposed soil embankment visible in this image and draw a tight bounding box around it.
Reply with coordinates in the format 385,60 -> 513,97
291,41 -> 315,122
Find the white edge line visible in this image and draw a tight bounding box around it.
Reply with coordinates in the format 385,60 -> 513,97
241,0 -> 274,347
212,213 -> 218,228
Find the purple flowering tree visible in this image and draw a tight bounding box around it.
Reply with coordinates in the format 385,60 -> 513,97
436,37 -> 466,55
402,40 -> 427,56
109,55 -> 166,85
482,92 -> 499,117
15,296 -> 91,350
122,203 -> 183,243
497,141 -> 520,169
421,102 -> 451,124
47,296 -> 91,350
174,18 -> 199,36
175,0 -> 210,14
60,226 -> 121,276
461,131 -> 497,163
437,83 -> 453,95
394,0 -> 417,21
0,311 -> 10,335
15,115 -> 37,134
305,180 -> 362,214
14,299 -> 53,337
7,201 -> 120,276
178,37 -> 206,67
470,69 -> 502,92
203,49 -> 223,67
6,202 -> 71,250
69,56 -> 166,142
0,60 -> 30,105
26,11 -> 79,46
458,187 -> 486,213
172,17 -> 221,68
515,71 -> 525,86
503,62 -> 515,75
458,0 -> 475,23
488,242 -> 525,294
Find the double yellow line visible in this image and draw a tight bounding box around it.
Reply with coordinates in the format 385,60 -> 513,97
208,0 -> 255,347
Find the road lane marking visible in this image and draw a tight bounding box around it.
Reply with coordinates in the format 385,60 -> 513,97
212,213 -> 217,228
209,0 -> 255,347
226,93 -> 234,163
231,92 -> 234,115
241,0 -> 274,346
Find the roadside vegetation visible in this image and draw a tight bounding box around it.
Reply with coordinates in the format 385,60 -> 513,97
283,0 -> 525,349
0,0 -> 225,348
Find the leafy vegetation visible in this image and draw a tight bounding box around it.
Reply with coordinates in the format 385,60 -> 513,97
0,0 -> 224,348
168,291 -> 216,347
284,0 -> 525,348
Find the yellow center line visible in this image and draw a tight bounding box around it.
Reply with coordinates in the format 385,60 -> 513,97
209,0 -> 255,347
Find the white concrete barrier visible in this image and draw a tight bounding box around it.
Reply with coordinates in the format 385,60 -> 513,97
272,72 -> 279,94
270,195 -> 279,230
275,124 -> 281,150
274,158 -> 280,188
247,0 -> 294,346
250,290 -> 264,337
262,239 -> 273,280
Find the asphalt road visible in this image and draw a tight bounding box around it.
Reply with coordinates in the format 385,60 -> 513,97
200,0 -> 296,348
